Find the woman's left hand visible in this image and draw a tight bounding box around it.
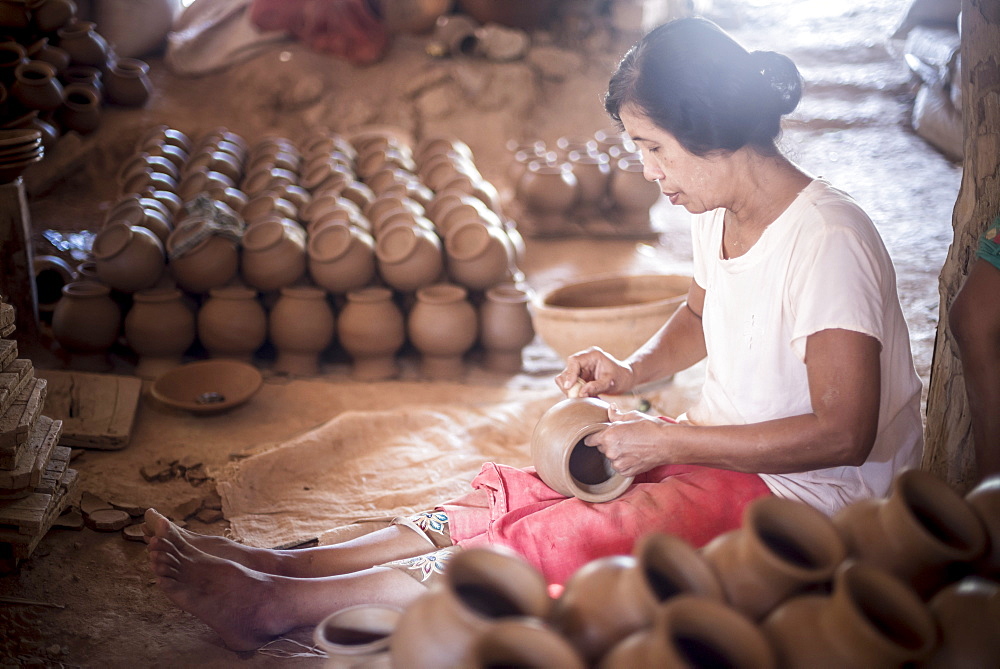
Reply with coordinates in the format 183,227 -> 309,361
583,404 -> 675,477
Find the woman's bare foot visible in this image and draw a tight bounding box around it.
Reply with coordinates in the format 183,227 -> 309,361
146,517 -> 292,651
142,509 -> 286,575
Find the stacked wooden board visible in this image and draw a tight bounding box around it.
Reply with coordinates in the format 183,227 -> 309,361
0,300 -> 80,563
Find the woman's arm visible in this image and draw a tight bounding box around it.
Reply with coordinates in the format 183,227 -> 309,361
555,280 -> 708,396
587,327 -> 881,476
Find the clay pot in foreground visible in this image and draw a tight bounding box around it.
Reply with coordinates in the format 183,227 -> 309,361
313,603 -> 401,669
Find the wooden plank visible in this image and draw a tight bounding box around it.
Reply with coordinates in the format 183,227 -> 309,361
0,466 -> 79,559
0,377 -> 47,457
0,339 -> 16,372
0,358 -> 33,416
0,416 -> 60,495
0,303 -> 13,331
35,371 -> 141,450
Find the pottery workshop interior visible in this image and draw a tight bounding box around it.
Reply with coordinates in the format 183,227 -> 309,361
1,0 -> 998,665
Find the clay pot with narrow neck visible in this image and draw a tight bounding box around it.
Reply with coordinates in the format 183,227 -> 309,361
29,0 -> 77,33
268,286 -> 335,376
762,561 -> 937,668
406,282 -> 477,380
832,468 -> 988,598
552,532 -> 725,665
601,594 -> 776,669
702,495 -> 847,621
56,20 -> 109,68
530,397 -> 633,503
337,286 -> 405,381
389,546 -> 552,669
307,222 -> 376,294
197,285 -> 266,361
313,604 -> 402,669
26,39 -> 70,75
91,221 -> 166,293
443,218 -> 515,291
124,287 -> 196,379
103,57 -> 151,107
33,254 -> 76,317
166,219 -> 240,294
11,60 -> 63,111
468,619 -> 586,669
478,283 -> 533,373
240,217 -> 307,293
56,82 -> 101,134
375,222 -> 444,293
51,281 -> 120,371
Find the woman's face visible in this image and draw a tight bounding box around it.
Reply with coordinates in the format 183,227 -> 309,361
619,106 -> 730,214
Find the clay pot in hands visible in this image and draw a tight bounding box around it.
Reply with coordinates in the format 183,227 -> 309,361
197,285 -> 267,361
51,281 -> 120,371
240,217 -> 307,292
268,286 -> 335,376
375,222 -> 444,293
91,221 -> 166,292
389,546 -> 552,669
965,474 -> 1000,579
313,604 -> 402,669
307,222 -> 376,294
123,287 -> 196,379
552,532 -> 725,665
406,282 -> 478,380
478,283 -> 534,373
103,57 -> 152,107
922,576 -> 1000,669
444,218 -> 515,291
11,60 -> 63,111
601,595 -> 775,669
468,619 -> 586,669
530,397 -> 633,503
832,468 -> 988,597
702,495 -> 847,621
166,219 -> 240,294
762,561 -> 937,668
56,20 -> 109,68
337,286 -> 406,381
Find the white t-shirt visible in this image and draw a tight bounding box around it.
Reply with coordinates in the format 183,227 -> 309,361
687,178 -> 923,515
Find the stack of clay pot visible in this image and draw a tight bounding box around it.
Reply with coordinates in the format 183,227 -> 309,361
0,0 -> 154,156
53,123 -> 535,380
376,468 -> 1000,668
510,127 -> 662,238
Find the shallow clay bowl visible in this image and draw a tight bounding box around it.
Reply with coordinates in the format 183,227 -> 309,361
0,128 -> 42,147
532,273 -> 691,361
0,138 -> 42,159
151,359 -> 263,414
0,153 -> 43,183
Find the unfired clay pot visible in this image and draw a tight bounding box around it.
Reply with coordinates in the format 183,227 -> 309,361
102,57 -> 152,107
91,221 -> 165,292
467,619 -> 586,669
406,282 -> 477,380
307,222 -> 376,294
922,576 -> 1000,668
762,561 -> 937,668
600,594 -> 776,669
568,150 -> 611,210
702,495 -> 847,621
123,287 -> 195,379
240,217 -> 307,292
552,532 -> 725,665
609,158 -> 661,228
33,254 -> 76,315
517,161 -> 578,216
197,285 -> 266,361
166,219 -> 240,294
389,546 -> 552,669
478,283 -> 534,373
51,281 -> 120,371
313,603 -> 402,669
530,397 -> 633,503
832,468 -> 988,597
268,285 -> 335,376
11,60 -> 63,111
29,0 -> 77,34
375,222 -> 444,293
56,20 -> 109,68
337,286 -> 406,381
965,474 -> 1000,579
444,218 -> 514,291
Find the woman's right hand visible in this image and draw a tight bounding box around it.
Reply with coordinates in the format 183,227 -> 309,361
555,346 -> 636,398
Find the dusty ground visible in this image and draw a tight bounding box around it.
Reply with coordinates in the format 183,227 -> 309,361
1,0 -> 962,666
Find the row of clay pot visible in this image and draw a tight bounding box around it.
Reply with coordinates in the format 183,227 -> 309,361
510,128 -> 661,232
49,276 -> 536,381
359,469 -> 1000,669
1,8 -> 153,148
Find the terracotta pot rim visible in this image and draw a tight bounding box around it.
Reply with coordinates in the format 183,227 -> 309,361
415,282 -> 466,304
62,280 -> 110,297
313,604 -> 402,657
346,285 -> 393,302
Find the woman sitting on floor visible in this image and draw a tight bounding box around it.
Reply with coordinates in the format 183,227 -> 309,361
144,17 -> 923,651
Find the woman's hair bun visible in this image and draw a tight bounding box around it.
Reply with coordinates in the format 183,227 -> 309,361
750,50 -> 803,116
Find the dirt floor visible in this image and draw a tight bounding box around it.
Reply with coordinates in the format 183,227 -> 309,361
1,0 -> 963,666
